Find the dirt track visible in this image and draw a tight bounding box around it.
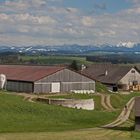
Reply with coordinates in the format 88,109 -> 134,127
100,94 -> 115,111
102,97 -> 135,128
12,92 -> 135,128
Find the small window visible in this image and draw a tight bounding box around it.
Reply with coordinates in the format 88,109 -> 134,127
133,81 -> 138,86
131,70 -> 135,73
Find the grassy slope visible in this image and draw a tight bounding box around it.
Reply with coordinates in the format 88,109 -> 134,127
96,82 -> 110,94
0,91 -> 139,139
110,92 -> 140,109
0,93 -> 118,133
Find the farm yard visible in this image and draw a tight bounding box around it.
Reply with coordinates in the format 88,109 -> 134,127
0,91 -> 140,139
0,64 -> 139,139
0,0 -> 140,139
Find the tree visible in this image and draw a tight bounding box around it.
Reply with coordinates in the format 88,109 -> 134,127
69,60 -> 79,71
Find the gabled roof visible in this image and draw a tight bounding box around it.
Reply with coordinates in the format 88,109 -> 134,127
134,66 -> 140,73
82,64 -> 133,84
135,97 -> 140,117
0,65 -> 65,82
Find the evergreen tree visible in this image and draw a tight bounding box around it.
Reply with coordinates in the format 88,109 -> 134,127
69,60 -> 79,71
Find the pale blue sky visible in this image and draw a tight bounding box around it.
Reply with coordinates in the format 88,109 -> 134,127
61,0 -> 132,13
0,0 -> 139,46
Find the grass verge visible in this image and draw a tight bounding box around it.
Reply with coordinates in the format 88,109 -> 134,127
110,92 -> 140,109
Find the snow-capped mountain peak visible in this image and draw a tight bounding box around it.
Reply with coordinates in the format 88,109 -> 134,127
117,42 -> 135,48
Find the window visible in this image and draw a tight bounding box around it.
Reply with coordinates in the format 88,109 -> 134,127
133,81 -> 138,86
131,70 -> 135,73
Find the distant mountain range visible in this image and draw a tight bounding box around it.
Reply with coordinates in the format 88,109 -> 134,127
0,43 -> 140,55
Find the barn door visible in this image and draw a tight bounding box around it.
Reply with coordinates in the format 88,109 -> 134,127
51,82 -> 60,93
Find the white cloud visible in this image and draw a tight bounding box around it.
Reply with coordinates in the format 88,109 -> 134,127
5,0 -> 29,10
0,13 -> 10,21
5,0 -> 47,8
0,0 -> 139,46
99,30 -> 116,37
81,16 -> 95,27
17,25 -> 30,33
0,13 -> 56,25
130,0 -> 140,4
125,7 -> 140,14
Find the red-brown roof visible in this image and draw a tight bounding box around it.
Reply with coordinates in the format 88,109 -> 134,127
0,65 -> 65,82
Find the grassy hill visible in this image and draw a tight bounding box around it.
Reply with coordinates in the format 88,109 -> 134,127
0,91 -> 140,139
0,92 -> 118,133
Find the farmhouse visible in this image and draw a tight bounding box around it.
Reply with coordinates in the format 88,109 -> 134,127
0,65 -> 95,93
82,64 -> 140,91
135,97 -> 140,131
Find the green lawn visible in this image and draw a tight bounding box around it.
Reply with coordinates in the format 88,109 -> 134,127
0,93 -> 118,133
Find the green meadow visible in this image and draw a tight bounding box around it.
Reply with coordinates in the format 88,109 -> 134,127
21,56 -> 92,65
0,91 -> 140,140
0,92 -> 117,133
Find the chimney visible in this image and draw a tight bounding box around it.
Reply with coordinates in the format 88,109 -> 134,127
105,70 -> 108,76
81,64 -> 86,71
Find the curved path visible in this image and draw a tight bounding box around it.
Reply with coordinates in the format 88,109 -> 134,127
100,94 -> 115,111
20,93 -> 136,128
15,92 -> 116,111
23,96 -> 36,103
102,97 -> 135,128
106,95 -> 115,111
7,92 -> 136,129
16,93 -> 68,103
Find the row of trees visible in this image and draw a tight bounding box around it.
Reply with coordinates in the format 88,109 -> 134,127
0,52 -> 80,71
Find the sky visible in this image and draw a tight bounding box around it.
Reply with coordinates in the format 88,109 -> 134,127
0,0 -> 139,46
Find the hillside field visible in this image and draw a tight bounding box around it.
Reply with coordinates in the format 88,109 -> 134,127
0,92 -> 117,132
0,91 -> 140,139
21,55 -> 92,65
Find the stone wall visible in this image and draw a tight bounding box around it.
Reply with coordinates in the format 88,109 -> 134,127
37,98 -> 94,110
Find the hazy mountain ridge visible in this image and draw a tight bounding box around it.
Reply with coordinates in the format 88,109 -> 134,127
0,43 -> 140,55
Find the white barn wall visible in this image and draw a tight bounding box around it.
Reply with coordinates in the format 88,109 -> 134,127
119,68 -> 140,90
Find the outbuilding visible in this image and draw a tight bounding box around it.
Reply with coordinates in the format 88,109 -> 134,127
0,65 -> 95,93
82,64 -> 140,91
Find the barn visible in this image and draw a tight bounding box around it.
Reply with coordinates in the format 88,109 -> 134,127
82,64 -> 140,91
135,97 -> 140,131
0,65 -> 95,93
